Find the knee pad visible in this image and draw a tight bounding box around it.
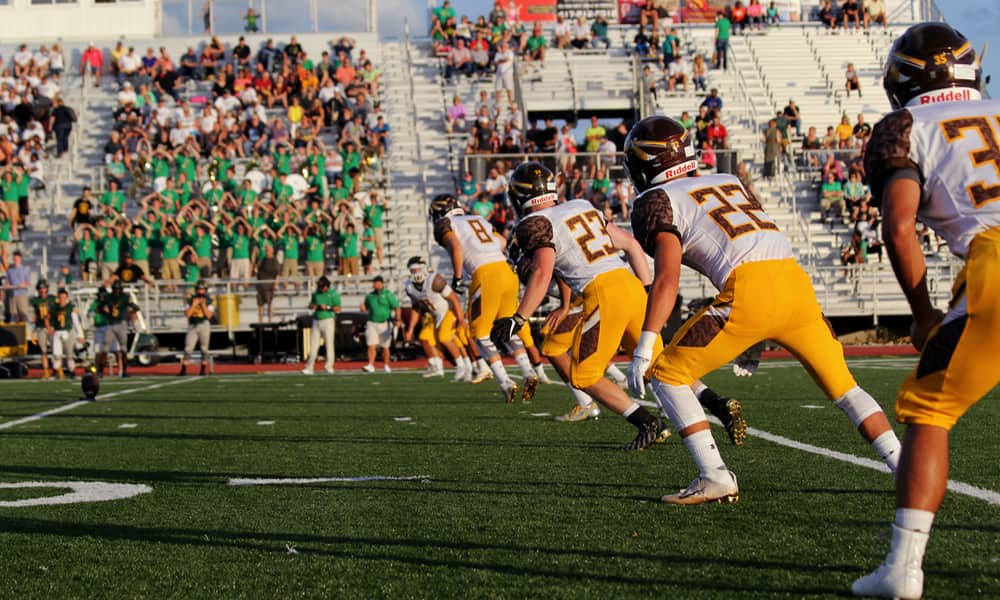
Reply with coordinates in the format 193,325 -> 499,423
833,386 -> 883,428
476,337 -> 500,361
650,380 -> 709,431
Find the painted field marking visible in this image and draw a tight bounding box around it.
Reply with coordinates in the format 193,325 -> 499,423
0,377 -> 201,432
393,417 -> 412,422
800,405 -> 824,409
257,420 -> 275,426
228,475 -> 431,487
632,396 -> 1000,506
530,412 -> 552,417
0,481 -> 152,507
117,423 -> 138,429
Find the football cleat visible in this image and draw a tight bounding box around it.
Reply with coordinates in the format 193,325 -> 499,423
324,365 -> 335,374
384,365 -> 392,373
555,403 -> 600,422
851,525 -> 928,600
470,369 -> 493,384
721,398 -> 748,446
662,470 -> 739,505
301,367 -> 314,375
422,367 -> 444,378
501,382 -> 519,404
623,418 -> 671,451
362,364 -> 375,373
521,375 -> 540,403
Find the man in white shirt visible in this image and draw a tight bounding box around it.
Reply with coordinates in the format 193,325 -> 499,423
667,55 -> 689,92
484,166 -> 507,204
554,16 -> 572,49
33,47 -> 50,74
117,82 -> 137,106
118,48 -> 141,85
571,17 -> 590,49
13,45 -> 33,77
493,41 -> 515,106
213,89 -> 241,115
35,75 -> 59,100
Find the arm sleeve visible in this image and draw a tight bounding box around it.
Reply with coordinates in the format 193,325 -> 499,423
515,215 -> 555,257
865,109 -> 921,206
630,188 -> 680,256
432,218 -> 453,247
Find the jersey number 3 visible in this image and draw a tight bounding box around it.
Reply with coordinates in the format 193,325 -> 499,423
940,116 -> 1000,208
689,184 -> 778,239
565,210 -> 616,263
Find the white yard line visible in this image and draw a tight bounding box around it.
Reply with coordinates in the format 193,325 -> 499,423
228,475 -> 431,486
0,377 -> 201,432
633,398 -> 999,505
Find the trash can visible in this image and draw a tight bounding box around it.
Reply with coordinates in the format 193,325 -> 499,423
217,294 -> 240,328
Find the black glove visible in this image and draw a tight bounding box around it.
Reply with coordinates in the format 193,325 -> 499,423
451,276 -> 466,295
491,314 -> 526,349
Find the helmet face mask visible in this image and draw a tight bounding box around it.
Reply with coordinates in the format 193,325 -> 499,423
624,116 -> 698,193
508,161 -> 557,219
883,22 -> 983,110
429,193 -> 463,222
406,256 -> 428,284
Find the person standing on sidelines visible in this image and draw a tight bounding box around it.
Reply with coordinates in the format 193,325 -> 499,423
179,280 -> 214,376
6,251 -> 31,322
99,280 -> 139,378
30,279 -> 55,379
361,275 -> 400,373
302,276 -> 341,375
49,288 -> 84,380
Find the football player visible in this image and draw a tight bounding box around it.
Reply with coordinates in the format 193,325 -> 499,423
30,280 -> 55,379
99,280 -> 139,378
180,280 -> 215,376
852,23 -> 998,599
623,116 -> 901,504
491,161 -> 672,449
49,288 -> 85,380
403,256 -> 476,381
430,193 -> 540,402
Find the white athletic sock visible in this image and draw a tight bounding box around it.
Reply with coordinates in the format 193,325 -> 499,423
534,363 -> 549,381
571,386 -> 594,408
490,360 -> 512,386
895,508 -> 935,534
460,356 -> 474,374
476,358 -> 489,375
692,381 -> 708,398
514,352 -> 534,378
605,363 -> 626,384
683,429 -> 729,480
872,430 -> 902,473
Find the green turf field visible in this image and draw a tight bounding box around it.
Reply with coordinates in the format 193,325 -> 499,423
0,358 -> 997,598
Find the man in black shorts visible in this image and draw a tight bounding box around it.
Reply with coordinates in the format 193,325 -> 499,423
255,244 -> 280,323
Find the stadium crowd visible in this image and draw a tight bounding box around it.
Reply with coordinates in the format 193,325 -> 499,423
65,33 -> 391,306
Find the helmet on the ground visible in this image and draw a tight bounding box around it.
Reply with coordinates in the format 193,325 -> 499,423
429,193 -> 463,222
508,161 -> 557,219
407,256 -> 428,284
623,116 -> 697,193
883,22 -> 982,110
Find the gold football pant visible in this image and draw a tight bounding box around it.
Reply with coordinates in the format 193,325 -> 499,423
651,258 -> 856,400
468,261 -> 532,345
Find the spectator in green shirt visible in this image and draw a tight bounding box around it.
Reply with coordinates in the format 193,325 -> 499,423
274,173 -> 294,205
820,172 -> 846,224
715,11 -> 731,70
525,24 -> 547,63
101,179 -> 127,214
361,275 -> 400,373
590,15 -> 610,49
362,191 -> 386,265
125,223 -> 152,276
74,225 -> 99,282
302,275 -> 341,375
361,218 -> 376,275
237,179 -> 258,207
472,192 -> 493,220
98,222 -> 125,281
304,223 -> 327,278
159,220 -> 183,292
277,223 -> 303,290
338,222 -> 360,277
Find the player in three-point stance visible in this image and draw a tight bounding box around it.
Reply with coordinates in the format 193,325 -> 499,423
430,193 -> 544,403
852,23 -> 999,600
623,116 -> 901,504
402,256 -> 476,381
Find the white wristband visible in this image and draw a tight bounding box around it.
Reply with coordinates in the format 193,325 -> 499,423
635,330 -> 659,359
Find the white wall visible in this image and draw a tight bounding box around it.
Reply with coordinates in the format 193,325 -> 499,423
0,0 -> 159,42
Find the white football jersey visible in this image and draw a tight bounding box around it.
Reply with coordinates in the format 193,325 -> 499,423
516,199 -> 629,294
631,173 -> 793,290
434,214 -> 507,278
866,98 -> 1000,259
404,273 -> 452,324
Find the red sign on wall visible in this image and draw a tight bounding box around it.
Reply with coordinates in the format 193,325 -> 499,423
515,0 -> 558,22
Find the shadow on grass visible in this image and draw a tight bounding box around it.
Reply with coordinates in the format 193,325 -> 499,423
0,515 -> 864,594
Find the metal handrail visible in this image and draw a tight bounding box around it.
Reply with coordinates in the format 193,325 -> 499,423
402,20 -> 433,258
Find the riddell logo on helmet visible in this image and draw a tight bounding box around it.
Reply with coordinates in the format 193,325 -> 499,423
918,88 -> 976,104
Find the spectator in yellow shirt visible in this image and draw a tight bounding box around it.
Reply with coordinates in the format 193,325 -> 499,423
835,115 -> 853,149
288,97 -> 303,137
